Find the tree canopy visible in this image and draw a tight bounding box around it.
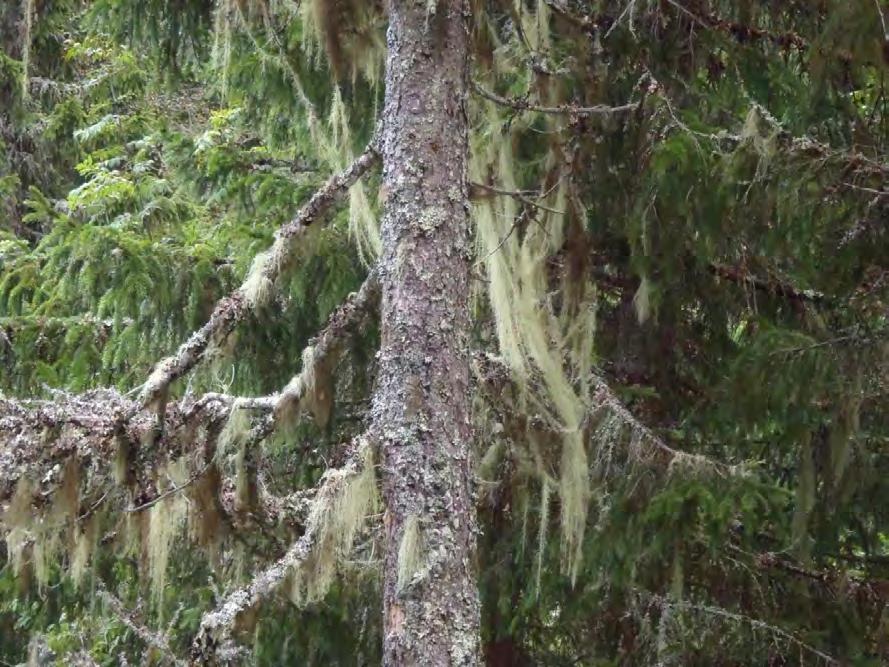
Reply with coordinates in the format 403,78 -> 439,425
1,1 -> 888,665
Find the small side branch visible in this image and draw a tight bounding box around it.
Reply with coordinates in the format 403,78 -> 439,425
98,586 -> 185,667
191,440 -> 372,661
709,262 -> 826,303
645,593 -> 840,665
137,144 -> 380,410
472,82 -> 639,117
470,181 -> 565,215
208,269 -> 381,468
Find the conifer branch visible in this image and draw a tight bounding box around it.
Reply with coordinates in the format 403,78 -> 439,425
472,82 -> 640,117
645,593 -> 840,665
0,390 -> 232,504
585,373 -> 730,476
0,272 -> 381,507
661,100 -> 889,179
0,315 -> 132,333
661,0 -> 807,50
137,143 -> 381,411
544,0 -> 808,52
474,353 -> 730,476
191,439 -> 372,661
728,544 -> 889,603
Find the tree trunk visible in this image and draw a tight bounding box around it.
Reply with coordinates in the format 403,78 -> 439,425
373,1 -> 480,664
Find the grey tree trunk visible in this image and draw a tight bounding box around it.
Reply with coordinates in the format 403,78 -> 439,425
373,0 -> 480,664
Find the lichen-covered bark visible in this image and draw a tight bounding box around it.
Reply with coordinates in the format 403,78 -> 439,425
0,275 -> 380,508
138,146 -> 380,409
373,1 -> 480,664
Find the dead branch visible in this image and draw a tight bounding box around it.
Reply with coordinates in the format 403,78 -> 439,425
137,143 -> 380,411
542,0 -> 807,52
469,181 -> 565,215
473,352 -> 730,477
472,82 -> 640,117
0,271 -> 380,513
710,262 -> 826,303
191,439 -> 372,663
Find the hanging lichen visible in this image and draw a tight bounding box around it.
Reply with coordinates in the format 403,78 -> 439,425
19,0 -> 35,99
396,515 -> 423,591
471,103 -> 596,578
146,458 -> 190,603
289,443 -> 377,605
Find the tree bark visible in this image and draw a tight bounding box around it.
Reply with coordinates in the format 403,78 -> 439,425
373,1 -> 480,664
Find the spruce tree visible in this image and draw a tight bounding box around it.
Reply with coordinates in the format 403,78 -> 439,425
1,1 -> 888,665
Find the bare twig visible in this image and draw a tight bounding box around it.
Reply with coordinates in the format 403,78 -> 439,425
98,586 -> 186,666
470,181 -> 565,215
472,82 -> 639,117
842,181 -> 889,198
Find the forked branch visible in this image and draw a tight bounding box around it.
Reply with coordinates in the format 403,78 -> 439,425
137,144 -> 381,411
191,438 -> 375,662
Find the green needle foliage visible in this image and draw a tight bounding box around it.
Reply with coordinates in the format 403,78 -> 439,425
1,1 -> 888,664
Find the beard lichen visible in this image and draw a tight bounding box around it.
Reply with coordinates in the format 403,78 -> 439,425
396,514 -> 423,592
4,477 -> 36,583
241,250 -> 276,310
471,113 -> 595,580
70,514 -> 98,587
3,460 -> 91,591
289,443 -> 377,606
146,458 -> 189,604
20,0 -> 35,99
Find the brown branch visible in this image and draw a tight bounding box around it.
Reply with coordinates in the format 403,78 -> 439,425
472,82 -> 639,117
543,0 -> 807,52
136,143 -> 380,410
709,263 -> 826,303
662,0 -> 807,51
